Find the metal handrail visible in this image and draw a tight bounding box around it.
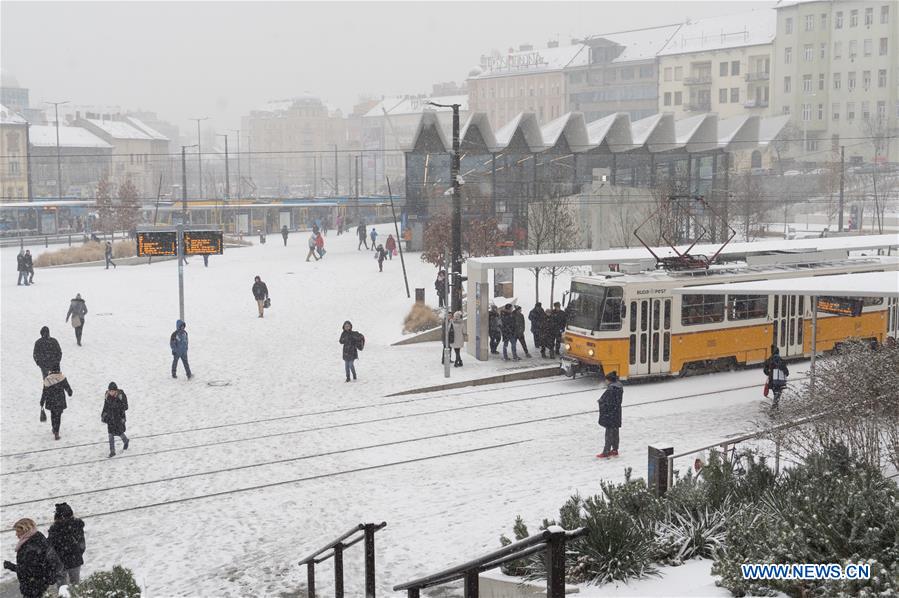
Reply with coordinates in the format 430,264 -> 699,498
298,522 -> 386,598
394,527 -> 588,598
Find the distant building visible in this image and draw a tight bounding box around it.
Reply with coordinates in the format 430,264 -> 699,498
0,72 -> 46,124
28,125 -> 112,199
0,103 -> 30,202
657,9 -> 776,119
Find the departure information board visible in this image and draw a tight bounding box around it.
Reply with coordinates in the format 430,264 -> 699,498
817,296 -> 864,317
136,231 -> 178,257
183,230 -> 224,255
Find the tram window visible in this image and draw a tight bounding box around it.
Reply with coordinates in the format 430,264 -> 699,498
663,332 -> 670,361
780,320 -> 786,343
630,302 -> 637,332
629,335 -> 636,364
599,287 -> 624,331
773,320 -> 778,347
774,295 -> 779,318
797,317 -> 803,346
790,296 -> 796,316
652,332 -> 659,362
862,297 -> 883,306
789,319 -> 795,345
641,301 -> 648,331
664,300 -> 671,329
681,294 -> 725,326
640,333 -> 647,363
653,301 -> 660,331
728,295 -> 768,320
799,296 -> 804,315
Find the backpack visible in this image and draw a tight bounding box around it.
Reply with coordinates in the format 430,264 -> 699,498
355,332 -> 365,351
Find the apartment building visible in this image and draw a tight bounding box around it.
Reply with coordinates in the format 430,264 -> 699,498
0,103 -> 29,202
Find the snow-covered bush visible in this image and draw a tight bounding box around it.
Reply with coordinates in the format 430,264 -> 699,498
68,565 -> 141,598
402,303 -> 441,333
655,503 -> 730,565
34,240 -> 136,267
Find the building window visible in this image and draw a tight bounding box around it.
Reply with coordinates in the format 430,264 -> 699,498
8,159 -> 19,175
821,13 -> 827,29
802,103 -> 811,121
850,9 -> 858,27
818,73 -> 825,90
847,102 -> 855,120
784,76 -> 792,93
806,139 -> 819,152
882,5 -> 889,24
783,106 -> 791,115
719,88 -> 728,103
674,91 -> 682,105
804,44 -> 814,61
730,88 -> 739,103
664,67 -> 672,81
833,72 -> 841,89
849,39 -> 857,57
639,65 -> 653,78
719,62 -> 728,76
818,103 -> 824,120
674,66 -> 683,81
731,60 -> 740,76
880,38 -> 888,55
877,100 -> 886,120
836,11 -> 843,28
848,71 -> 856,90
664,92 -> 672,106
832,134 -> 840,149
834,41 -> 842,58
832,102 -> 840,120
865,7 -> 873,25
862,101 -> 870,120
785,17 -> 793,33
864,39 -> 872,56
784,47 -> 792,64
820,42 -> 827,59
805,14 -> 814,30
863,70 -> 871,90
878,69 -> 887,88
803,74 -> 813,92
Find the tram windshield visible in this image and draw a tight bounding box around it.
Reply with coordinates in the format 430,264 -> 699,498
567,283 -> 623,331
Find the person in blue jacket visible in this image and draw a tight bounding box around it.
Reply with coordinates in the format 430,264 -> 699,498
169,320 -> 192,379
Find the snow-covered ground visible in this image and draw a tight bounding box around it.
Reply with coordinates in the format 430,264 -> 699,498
0,229 -> 782,596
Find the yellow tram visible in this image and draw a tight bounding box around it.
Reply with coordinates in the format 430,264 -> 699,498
559,255 -> 899,380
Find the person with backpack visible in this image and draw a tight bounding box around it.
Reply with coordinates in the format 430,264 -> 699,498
375,244 -> 388,272
513,305 -> 531,358
41,367 -> 73,441
281,225 -> 289,246
65,294 -> 88,346
252,276 -> 269,318
101,382 -> 129,457
500,304 -> 519,361
3,518 -> 66,598
369,227 -> 378,251
104,242 -> 116,269
763,348 -> 790,409
488,305 -> 502,355
33,326 -> 62,378
47,503 -> 85,586
596,371 -> 623,458
339,321 -> 363,382
169,320 -> 192,379
385,234 -> 397,259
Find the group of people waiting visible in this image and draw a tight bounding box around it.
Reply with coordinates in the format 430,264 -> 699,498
487,302 -> 568,361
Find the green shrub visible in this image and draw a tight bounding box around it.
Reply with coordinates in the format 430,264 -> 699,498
69,565 -> 141,598
655,502 -> 730,564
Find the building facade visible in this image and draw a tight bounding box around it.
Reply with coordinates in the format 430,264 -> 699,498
658,9 -> 776,119
77,115 -> 167,196
772,0 -> 899,162
28,125 -> 112,199
0,103 -> 30,202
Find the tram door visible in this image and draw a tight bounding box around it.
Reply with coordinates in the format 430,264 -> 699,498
888,298 -> 899,340
772,294 -> 805,357
629,297 -> 673,377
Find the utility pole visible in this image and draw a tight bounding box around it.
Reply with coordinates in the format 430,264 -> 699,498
428,102 -> 463,313
838,145 -> 845,232
334,145 -> 339,196
190,117 -> 209,198
217,133 -> 231,200
45,100 -> 69,201
228,129 -> 241,198
179,145 -> 194,322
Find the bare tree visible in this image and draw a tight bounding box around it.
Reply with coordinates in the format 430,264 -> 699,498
525,193 -> 579,303
116,177 -> 140,232
860,115 -> 892,234
731,171 -> 770,241
96,175 -> 115,234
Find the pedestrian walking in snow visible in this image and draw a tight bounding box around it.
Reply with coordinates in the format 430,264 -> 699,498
65,294 -> 88,346
488,305 -> 501,354
3,518 -> 65,598
47,503 -> 85,586
385,234 -> 397,259
33,327 -> 62,378
513,306 -> 531,358
540,309 -> 556,358
500,304 -> 519,361
24,250 -> 34,283
528,303 -> 546,357
315,232 -> 326,258
169,320 -> 192,379
17,250 -> 30,286
335,215 -> 342,235
597,371 -> 623,458
104,242 -> 116,269
203,254 -> 209,267
357,223 -> 368,250
550,302 -> 567,356
339,321 -> 363,382
281,225 -> 289,246
763,348 -> 789,409
306,233 -> 319,261
375,244 -> 388,271
435,270 -> 447,308
41,368 -> 73,441
369,227 -> 378,251
258,229 -> 266,244
449,311 -> 465,367
252,276 -> 269,318
101,382 -> 129,457
322,218 -> 329,236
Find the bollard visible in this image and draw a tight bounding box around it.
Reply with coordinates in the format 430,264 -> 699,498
647,444 -> 674,495
415,288 -> 425,304
45,236 -> 49,248
68,234 -> 72,247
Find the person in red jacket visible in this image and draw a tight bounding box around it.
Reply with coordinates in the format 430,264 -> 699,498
315,232 -> 325,259
385,234 -> 397,260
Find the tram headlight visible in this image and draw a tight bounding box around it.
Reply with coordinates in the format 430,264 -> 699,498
564,343 -> 571,351
587,349 -> 595,357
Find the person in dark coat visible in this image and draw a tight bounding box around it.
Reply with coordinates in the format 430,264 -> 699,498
47,503 -> 85,586
385,234 -> 397,259
435,270 -> 447,308
104,242 -> 116,269
33,326 -> 62,378
357,223 -> 368,250
170,320 -> 192,379
375,244 -> 388,272
339,321 -> 361,382
101,382 -> 129,457
17,250 -> 30,286
528,303 -> 546,356
24,250 -> 34,283
41,368 -> 73,441
3,518 -> 65,598
597,371 -> 623,458
281,225 -> 289,246
500,304 -> 519,361
540,309 -> 557,358
513,306 -> 531,358
550,302 -> 568,356
252,276 -> 269,318
65,294 -> 88,346
488,305 -> 502,354
763,348 -> 790,409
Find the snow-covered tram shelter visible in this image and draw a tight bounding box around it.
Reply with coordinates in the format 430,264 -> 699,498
465,234 -> 899,360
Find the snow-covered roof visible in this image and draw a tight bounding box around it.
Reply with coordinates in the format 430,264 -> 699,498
674,271 -> 899,299
578,24 -> 683,65
586,113 -> 633,150
717,114 -> 761,152
125,116 -> 169,141
471,44 -> 588,79
29,125 -> 112,148
363,95 -> 468,119
674,113 -> 718,153
658,9 -> 777,55
84,118 -> 152,140
0,103 -> 27,125
540,112 -> 589,152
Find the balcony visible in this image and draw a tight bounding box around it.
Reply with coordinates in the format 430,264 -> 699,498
684,101 -> 711,112
745,71 -> 770,82
683,74 -> 712,86
744,99 -> 769,108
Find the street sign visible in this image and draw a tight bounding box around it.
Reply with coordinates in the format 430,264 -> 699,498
816,296 -> 864,317
136,231 -> 178,257
183,230 -> 224,255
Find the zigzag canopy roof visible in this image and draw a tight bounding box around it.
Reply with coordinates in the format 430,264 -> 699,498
408,110 -> 788,155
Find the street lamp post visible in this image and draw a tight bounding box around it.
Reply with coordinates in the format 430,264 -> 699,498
190,117 -> 209,199
228,129 -> 241,198
45,100 -> 69,202
179,144 -> 198,321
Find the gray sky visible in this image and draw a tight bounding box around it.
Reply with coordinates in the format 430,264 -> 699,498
2,1 -> 773,133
